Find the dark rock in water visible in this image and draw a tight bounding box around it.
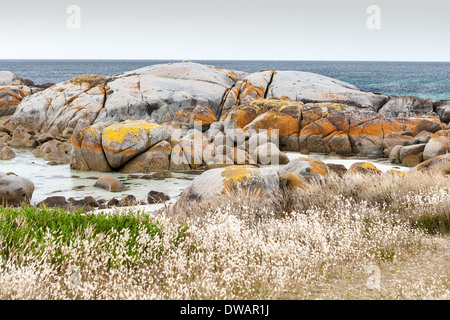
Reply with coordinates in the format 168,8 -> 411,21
94,176 -> 126,192
147,191 -> 170,204
84,196 -> 99,207
119,195 -> 137,207
108,198 -> 120,206
65,199 -> 92,212
37,196 -> 68,209
141,170 -> 173,180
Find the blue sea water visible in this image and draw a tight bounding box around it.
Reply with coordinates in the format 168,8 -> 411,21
0,59 -> 449,101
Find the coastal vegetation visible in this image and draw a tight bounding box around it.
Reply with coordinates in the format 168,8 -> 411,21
0,164 -> 448,299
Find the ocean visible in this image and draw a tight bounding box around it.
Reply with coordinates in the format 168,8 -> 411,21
0,59 -> 449,101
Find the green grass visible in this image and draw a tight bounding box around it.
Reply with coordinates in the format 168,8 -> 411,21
0,205 -> 165,266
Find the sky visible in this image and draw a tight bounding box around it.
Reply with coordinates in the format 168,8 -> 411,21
1,0 -> 449,61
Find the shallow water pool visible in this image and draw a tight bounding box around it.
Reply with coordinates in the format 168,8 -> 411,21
0,149 -> 410,206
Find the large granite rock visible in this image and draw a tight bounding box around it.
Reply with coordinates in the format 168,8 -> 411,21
101,120 -> 169,169
182,165 -> 280,200
12,61 -> 446,136
264,71 -> 389,111
378,96 -> 436,118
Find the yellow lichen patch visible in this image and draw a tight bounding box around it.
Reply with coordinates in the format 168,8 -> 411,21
102,121 -> 160,145
220,165 -> 261,184
387,169 -> 409,177
346,162 -> 381,176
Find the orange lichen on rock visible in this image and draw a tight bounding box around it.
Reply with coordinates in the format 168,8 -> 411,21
68,74 -> 108,88
247,111 -> 300,136
430,129 -> 450,139
174,107 -> 194,124
304,158 -> 329,176
279,172 -> 307,189
192,105 -> 217,126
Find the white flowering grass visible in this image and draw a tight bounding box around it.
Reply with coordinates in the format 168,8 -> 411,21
0,166 -> 448,299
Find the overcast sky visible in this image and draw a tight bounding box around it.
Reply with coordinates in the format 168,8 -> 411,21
1,0 -> 449,61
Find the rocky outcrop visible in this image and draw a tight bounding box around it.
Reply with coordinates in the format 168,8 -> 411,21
11,61 -> 447,137
378,96 -> 436,118
8,63 -> 239,133
223,99 -> 444,157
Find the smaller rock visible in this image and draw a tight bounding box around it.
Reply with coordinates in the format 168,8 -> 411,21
423,136 -> 450,161
108,198 -> 120,206
83,196 -> 99,207
345,162 -> 381,176
119,195 -> 137,206
36,133 -> 55,144
402,154 -> 422,167
65,200 -> 92,212
94,176 -> 126,192
415,153 -> 450,172
147,191 -> 170,204
326,163 -> 348,177
37,196 -> 68,209
0,146 -> 16,160
141,170 -> 173,180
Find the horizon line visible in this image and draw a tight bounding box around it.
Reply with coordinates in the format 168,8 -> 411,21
1,58 -> 450,63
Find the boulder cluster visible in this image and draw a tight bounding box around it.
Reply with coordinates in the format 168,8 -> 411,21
1,62 -> 449,206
